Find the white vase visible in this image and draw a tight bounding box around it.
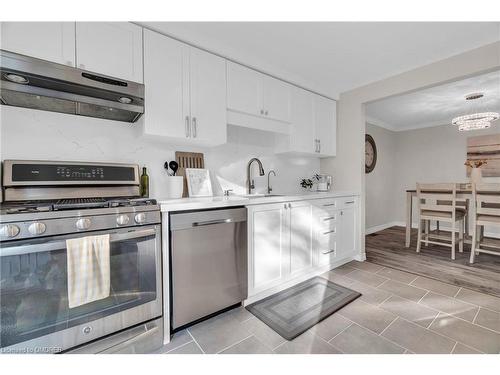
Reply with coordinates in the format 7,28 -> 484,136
166,176 -> 184,198
470,168 -> 482,186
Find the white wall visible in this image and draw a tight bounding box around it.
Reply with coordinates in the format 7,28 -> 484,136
365,122 -> 500,235
0,106 -> 320,199
321,41 -> 500,258
365,123 -> 397,230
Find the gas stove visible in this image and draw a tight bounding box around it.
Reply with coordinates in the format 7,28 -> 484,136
0,160 -> 160,241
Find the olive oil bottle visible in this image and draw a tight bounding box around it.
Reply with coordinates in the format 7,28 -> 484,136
140,166 -> 149,198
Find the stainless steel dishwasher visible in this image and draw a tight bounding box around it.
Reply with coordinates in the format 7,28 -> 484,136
170,207 -> 248,330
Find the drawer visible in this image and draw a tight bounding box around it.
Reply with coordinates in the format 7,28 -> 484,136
340,197 -> 358,209
317,226 -> 338,266
317,233 -> 337,266
314,198 -> 340,210
318,212 -> 340,229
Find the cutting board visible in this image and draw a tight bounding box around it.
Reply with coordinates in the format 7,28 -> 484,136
175,151 -> 205,197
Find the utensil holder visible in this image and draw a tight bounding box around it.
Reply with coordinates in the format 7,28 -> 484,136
166,176 -> 184,199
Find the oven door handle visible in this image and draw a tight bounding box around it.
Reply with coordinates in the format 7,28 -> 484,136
0,228 -> 157,257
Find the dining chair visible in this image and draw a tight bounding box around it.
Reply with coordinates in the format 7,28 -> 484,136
435,199 -> 469,237
469,183 -> 500,264
416,183 -> 465,260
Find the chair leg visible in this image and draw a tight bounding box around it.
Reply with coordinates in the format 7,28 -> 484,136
424,220 -> 430,247
459,220 -> 464,253
416,219 -> 423,253
470,224 -> 477,264
451,226 -> 456,260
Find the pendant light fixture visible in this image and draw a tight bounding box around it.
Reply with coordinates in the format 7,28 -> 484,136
452,92 -> 499,131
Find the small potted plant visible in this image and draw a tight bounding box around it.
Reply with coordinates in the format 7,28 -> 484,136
300,178 -> 314,191
465,159 -> 487,185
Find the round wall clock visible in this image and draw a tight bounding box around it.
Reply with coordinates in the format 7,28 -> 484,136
365,134 -> 377,173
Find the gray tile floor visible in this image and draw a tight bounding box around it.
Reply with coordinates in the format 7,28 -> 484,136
155,261 -> 500,354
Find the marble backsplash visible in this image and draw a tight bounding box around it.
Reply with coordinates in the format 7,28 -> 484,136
0,106 -> 321,199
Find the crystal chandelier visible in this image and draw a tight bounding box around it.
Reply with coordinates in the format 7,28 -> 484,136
452,93 -> 499,131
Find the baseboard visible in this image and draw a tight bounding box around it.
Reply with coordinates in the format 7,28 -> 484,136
366,222 -> 400,235
368,220 -> 500,239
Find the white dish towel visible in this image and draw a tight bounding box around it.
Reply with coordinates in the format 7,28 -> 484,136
66,234 -> 111,308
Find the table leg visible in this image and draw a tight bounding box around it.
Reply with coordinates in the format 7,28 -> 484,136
405,192 -> 412,247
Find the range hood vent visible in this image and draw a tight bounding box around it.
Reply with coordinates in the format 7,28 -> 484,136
0,50 -> 144,122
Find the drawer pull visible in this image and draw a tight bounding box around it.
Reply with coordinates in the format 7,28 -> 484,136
323,229 -> 336,235
323,216 -> 336,221
345,201 -> 355,204
323,203 -> 336,207
322,249 -> 335,255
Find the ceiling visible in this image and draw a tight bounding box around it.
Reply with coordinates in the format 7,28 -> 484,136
139,22 -> 500,98
366,69 -> 500,131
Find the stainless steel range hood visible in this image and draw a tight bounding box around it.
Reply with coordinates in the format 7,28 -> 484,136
0,50 -> 144,122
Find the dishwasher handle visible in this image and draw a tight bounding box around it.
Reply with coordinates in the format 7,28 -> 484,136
192,218 -> 232,227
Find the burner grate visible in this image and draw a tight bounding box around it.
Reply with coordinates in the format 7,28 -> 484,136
53,198 -> 108,210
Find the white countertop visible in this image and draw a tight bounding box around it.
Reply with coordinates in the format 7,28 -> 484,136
157,191 -> 360,212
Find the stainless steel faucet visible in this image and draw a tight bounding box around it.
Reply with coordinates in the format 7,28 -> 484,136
267,170 -> 276,194
246,158 -> 265,194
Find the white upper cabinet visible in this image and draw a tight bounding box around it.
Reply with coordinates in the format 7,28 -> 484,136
143,29 -> 227,146
1,22 -> 76,66
314,95 -> 337,157
226,61 -> 291,123
275,88 -> 336,157
262,75 -> 291,122
189,47 -> 227,145
75,22 -> 143,83
143,29 -> 187,140
227,62 -> 262,117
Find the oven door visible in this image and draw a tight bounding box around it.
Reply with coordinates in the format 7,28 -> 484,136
0,225 -> 162,353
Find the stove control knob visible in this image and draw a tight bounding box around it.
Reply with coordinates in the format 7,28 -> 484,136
134,213 -> 146,224
0,224 -> 20,238
116,215 -> 130,226
76,218 -> 91,230
28,222 -> 46,236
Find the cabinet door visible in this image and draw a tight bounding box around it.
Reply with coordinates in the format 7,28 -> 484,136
143,29 -> 189,139
249,204 -> 288,293
289,201 -> 314,276
226,62 -> 262,117
75,22 -> 143,83
289,87 -> 316,153
339,207 -> 357,259
189,47 -> 227,146
1,22 -> 75,66
262,75 -> 291,122
314,95 -> 337,156
313,206 -> 340,267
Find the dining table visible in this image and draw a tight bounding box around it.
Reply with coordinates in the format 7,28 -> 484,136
405,183 -> 474,247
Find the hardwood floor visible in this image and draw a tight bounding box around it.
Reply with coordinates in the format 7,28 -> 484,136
365,226 -> 500,298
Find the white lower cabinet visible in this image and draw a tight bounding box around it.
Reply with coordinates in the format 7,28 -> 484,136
248,196 -> 358,298
249,203 -> 289,293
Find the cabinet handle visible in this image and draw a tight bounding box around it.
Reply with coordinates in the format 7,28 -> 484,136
284,203 -> 287,209
288,203 -> 292,209
323,203 -> 336,207
323,229 -> 336,235
324,216 -> 336,221
185,116 -> 191,138
322,249 -> 335,255
318,140 -> 321,153
192,117 -> 197,138
315,139 -> 318,153
345,201 -> 355,204
260,109 -> 264,115
265,110 -> 268,115
341,211 -> 344,216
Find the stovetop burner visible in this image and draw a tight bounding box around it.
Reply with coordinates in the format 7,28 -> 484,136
2,197 -> 157,214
